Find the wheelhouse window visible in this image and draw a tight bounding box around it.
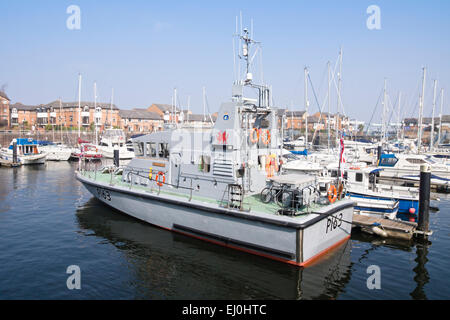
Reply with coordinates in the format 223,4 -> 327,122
379,156 -> 398,167
355,173 -> 363,182
406,158 -> 426,164
146,142 -> 157,157
133,142 -> 144,156
198,155 -> 211,173
159,143 -> 169,158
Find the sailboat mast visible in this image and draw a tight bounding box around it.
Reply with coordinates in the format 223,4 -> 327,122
438,88 -> 444,146
110,88 -> 114,129
304,67 -> 309,148
203,86 -> 206,124
382,78 -> 387,144
431,80 -> 437,151
417,67 -> 427,153
327,61 -> 331,152
59,98 -> 63,142
187,95 -> 190,124
337,48 -> 342,142
397,92 -> 402,141
78,73 -> 81,138
94,82 -> 98,145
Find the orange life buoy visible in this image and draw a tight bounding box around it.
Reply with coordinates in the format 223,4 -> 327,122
250,128 -> 259,144
155,171 -> 165,187
327,185 -> 338,203
261,129 -> 271,145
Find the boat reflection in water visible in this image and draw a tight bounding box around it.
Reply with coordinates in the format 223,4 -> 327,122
351,231 -> 431,300
76,197 -> 353,300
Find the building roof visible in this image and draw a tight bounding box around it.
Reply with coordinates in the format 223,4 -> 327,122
10,103 -> 37,111
0,91 -> 9,101
285,110 -> 306,117
151,104 -> 180,113
44,100 -> 119,110
119,109 -> 162,120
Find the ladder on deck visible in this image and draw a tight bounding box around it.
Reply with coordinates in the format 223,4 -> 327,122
223,184 -> 244,211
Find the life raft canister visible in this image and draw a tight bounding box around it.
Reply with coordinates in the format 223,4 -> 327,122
155,171 -> 165,187
327,185 -> 338,203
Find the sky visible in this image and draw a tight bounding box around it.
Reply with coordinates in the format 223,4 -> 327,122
0,0 -> 449,123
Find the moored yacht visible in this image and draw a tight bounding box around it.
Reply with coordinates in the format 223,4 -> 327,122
98,129 -> 135,159
346,167 -> 418,218
0,138 -> 47,165
37,141 -> 74,161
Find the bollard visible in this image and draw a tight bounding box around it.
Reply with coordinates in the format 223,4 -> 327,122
113,147 -> 119,167
418,164 -> 431,236
12,139 -> 18,164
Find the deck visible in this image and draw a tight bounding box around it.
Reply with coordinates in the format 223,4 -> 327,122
79,170 -> 336,219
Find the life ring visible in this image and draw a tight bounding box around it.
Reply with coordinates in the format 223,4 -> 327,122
148,167 -> 153,180
155,171 -> 165,187
261,129 -> 271,145
250,128 -> 259,144
327,185 -> 337,203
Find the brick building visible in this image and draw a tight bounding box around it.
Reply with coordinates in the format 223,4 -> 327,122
0,91 -> 10,128
9,100 -> 120,130
119,109 -> 164,133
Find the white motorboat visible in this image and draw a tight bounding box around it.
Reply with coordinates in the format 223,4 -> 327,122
98,129 -> 135,159
38,142 -> 74,161
346,167 -> 419,217
377,153 -> 450,187
0,138 -> 47,165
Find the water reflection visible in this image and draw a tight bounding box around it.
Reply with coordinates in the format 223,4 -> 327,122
351,231 -> 431,300
410,241 -> 431,300
76,197 -> 354,299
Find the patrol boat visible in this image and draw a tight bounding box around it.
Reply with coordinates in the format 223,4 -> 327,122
76,26 -> 354,267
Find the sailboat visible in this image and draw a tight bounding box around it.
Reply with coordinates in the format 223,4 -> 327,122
70,74 -> 102,161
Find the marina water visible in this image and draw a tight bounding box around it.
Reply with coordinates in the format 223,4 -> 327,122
0,161 -> 449,299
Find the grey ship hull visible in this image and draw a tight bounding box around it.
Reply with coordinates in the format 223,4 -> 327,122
77,172 -> 354,267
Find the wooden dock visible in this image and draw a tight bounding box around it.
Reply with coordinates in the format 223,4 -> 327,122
0,158 -> 21,167
352,214 -> 424,241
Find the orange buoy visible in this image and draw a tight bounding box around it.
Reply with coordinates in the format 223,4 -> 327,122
327,185 -> 338,203
155,171 -> 165,187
